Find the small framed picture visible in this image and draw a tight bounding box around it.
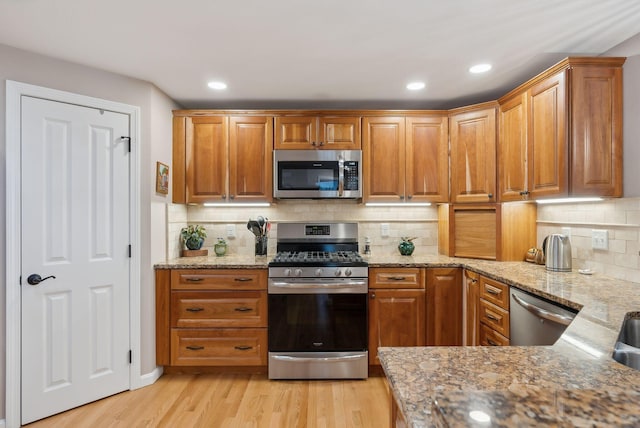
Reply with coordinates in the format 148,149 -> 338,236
156,162 -> 169,194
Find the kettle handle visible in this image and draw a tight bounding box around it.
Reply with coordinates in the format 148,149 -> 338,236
542,236 -> 548,256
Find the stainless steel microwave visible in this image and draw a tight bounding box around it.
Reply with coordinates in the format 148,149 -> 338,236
273,150 -> 362,199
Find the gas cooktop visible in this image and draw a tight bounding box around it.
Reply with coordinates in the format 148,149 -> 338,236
270,250 -> 366,266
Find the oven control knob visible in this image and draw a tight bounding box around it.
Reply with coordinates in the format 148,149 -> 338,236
315,268 -> 323,277
344,268 -> 352,277
334,269 -> 342,277
284,268 -> 292,277
294,269 -> 303,277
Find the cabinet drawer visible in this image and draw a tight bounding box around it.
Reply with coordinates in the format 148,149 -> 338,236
369,268 -> 423,289
171,269 -> 266,290
479,276 -> 509,310
171,328 -> 267,366
479,299 -> 510,338
171,291 -> 267,328
480,324 -> 510,346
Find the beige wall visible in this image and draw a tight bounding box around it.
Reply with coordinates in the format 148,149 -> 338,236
0,43 -> 178,418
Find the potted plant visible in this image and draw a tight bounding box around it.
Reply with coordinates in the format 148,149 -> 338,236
398,237 -> 416,256
181,224 -> 207,250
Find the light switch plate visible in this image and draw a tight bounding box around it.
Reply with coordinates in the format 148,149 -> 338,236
381,223 -> 390,237
592,229 -> 608,250
226,224 -> 236,238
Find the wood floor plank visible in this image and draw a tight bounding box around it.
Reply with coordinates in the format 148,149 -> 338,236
26,374 -> 390,428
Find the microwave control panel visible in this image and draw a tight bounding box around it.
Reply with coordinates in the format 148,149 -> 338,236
344,161 -> 359,190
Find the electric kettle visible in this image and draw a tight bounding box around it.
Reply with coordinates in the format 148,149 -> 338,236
542,234 -> 572,272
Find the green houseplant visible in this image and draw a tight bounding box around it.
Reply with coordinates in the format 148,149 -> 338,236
181,225 -> 207,250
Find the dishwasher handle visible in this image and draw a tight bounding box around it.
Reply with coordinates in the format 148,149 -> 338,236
511,293 -> 574,326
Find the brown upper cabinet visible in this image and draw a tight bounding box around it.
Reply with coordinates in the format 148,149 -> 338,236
363,115 -> 449,203
274,115 -> 361,149
449,103 -> 498,203
172,114 -> 273,204
498,57 -> 624,201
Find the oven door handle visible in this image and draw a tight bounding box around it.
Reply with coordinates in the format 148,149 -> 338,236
271,354 -> 366,363
269,281 -> 367,289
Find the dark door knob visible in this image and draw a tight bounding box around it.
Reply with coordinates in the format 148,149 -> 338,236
27,274 -> 56,285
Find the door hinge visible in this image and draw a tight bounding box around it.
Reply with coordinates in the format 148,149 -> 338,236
128,244 -> 132,258
129,350 -> 132,364
121,136 -> 131,152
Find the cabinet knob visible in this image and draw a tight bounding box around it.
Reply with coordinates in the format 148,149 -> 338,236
488,193 -> 493,199
229,195 -> 235,200
370,292 -> 376,299
407,195 -> 413,200
399,195 -> 404,200
311,141 -> 317,146
319,141 -> 324,146
222,194 -> 226,200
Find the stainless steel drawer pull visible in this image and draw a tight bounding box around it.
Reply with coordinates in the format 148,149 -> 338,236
234,307 -> 253,312
185,277 -> 204,282
388,276 -> 406,281
186,307 -> 204,312
487,339 -> 498,346
485,287 -> 501,295
486,313 -> 499,321
234,345 -> 253,351
234,277 -> 253,282
186,345 -> 204,351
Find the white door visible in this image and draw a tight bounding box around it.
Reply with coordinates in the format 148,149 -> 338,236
20,96 -> 131,424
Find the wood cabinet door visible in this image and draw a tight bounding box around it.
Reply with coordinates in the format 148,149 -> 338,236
274,116 -> 316,149
318,116 -> 361,149
426,268 -> 462,346
498,93 -> 529,202
185,116 -> 228,203
406,116 -> 449,203
463,270 -> 480,346
528,70 -> 568,199
363,117 -> 406,202
228,116 -> 273,202
450,107 -> 497,203
570,65 -> 623,197
368,288 -> 425,365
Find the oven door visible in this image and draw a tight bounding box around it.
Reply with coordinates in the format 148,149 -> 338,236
268,287 -> 368,353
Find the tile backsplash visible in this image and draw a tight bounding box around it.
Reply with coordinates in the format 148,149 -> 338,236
166,197 -> 640,284
537,197 -> 640,283
167,200 -> 439,259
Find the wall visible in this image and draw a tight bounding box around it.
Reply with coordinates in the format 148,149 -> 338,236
537,198 -> 640,282
0,43 -> 178,418
167,201 -> 439,259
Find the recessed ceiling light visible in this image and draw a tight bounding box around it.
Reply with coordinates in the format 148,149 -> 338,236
207,81 -> 227,90
469,64 -> 492,74
406,82 -> 426,90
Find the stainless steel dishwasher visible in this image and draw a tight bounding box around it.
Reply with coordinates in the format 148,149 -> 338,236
510,288 -> 578,345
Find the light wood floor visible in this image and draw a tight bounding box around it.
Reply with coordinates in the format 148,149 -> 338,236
26,373 -> 391,428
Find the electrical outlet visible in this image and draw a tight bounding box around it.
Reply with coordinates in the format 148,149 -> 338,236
561,227 -> 571,238
381,223 -> 390,237
592,229 -> 608,250
226,224 -> 236,238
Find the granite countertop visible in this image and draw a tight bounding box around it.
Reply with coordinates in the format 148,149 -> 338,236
373,255 -> 640,427
154,252 -> 640,426
154,254 -> 270,269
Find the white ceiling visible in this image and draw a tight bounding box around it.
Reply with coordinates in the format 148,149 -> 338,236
1,0 -> 640,109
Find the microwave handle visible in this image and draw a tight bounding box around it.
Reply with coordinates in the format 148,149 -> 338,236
338,155 -> 344,197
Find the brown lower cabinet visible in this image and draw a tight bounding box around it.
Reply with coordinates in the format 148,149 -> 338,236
156,268 -> 268,367
478,275 -> 510,346
426,267 -> 462,346
368,267 -> 425,366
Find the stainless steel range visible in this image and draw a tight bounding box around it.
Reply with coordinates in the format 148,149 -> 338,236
268,222 -> 368,380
